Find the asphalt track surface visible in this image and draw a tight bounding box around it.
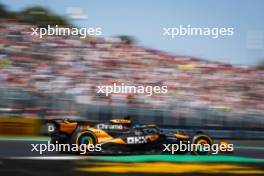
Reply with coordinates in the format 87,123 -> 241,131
0,138 -> 264,176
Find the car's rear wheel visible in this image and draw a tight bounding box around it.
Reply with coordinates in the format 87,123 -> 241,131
73,131 -> 97,154
76,131 -> 97,152
77,132 -> 97,145
191,135 -> 212,155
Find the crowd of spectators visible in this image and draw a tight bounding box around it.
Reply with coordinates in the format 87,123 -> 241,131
0,19 -> 264,117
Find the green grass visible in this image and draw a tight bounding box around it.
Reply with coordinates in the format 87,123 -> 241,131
0,137 -> 50,141
90,155 -> 264,163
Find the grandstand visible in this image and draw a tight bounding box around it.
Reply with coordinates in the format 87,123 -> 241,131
0,19 -> 264,130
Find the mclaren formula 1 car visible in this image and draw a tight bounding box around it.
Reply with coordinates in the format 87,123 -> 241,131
46,118 -> 215,155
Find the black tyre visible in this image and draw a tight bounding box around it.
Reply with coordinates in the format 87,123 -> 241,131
191,134 -> 212,155
72,131 -> 97,154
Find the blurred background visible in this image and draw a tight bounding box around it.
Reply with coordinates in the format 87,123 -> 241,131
1,1 -> 264,176
0,0 -> 264,138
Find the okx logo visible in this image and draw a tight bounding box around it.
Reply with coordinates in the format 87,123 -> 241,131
127,136 -> 147,144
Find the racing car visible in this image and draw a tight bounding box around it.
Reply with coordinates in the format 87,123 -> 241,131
46,117 -> 214,155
